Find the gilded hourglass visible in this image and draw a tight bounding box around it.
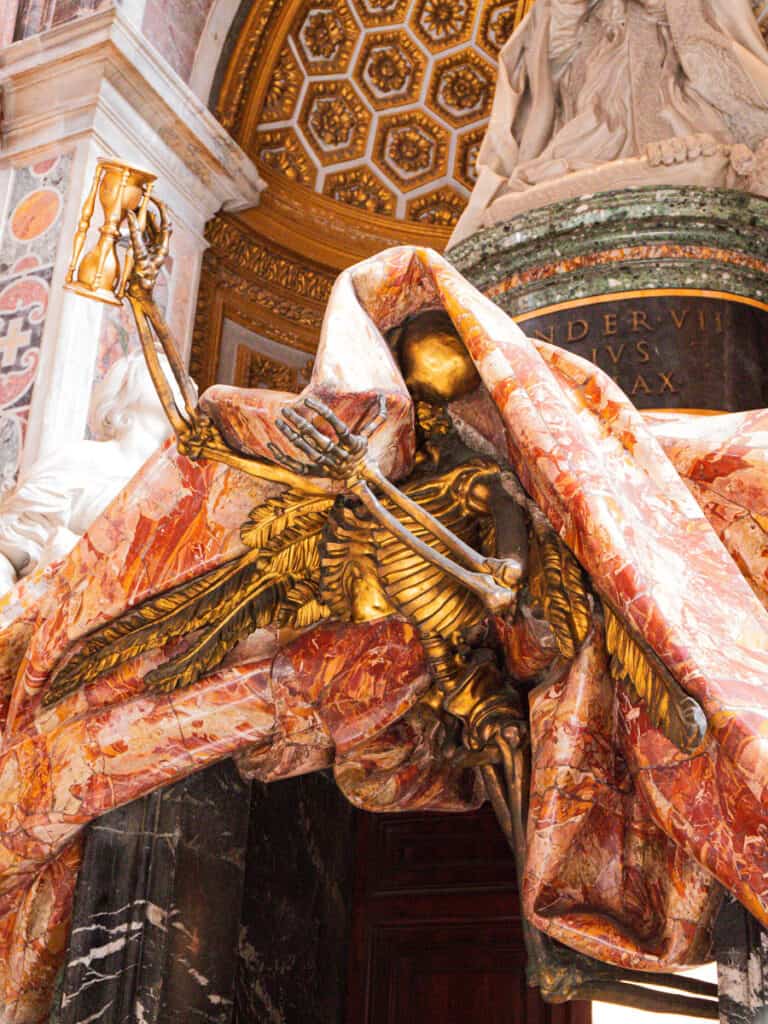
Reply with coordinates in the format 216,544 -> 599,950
65,158 -> 157,306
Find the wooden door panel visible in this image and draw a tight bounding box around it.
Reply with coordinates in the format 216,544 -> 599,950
348,806 -> 591,1024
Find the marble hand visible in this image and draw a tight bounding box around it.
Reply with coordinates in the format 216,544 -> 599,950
645,133 -> 718,167
269,395 -> 385,482
126,200 -> 172,295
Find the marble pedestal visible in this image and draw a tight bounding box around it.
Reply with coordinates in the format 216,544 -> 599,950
51,761 -> 250,1023
49,768 -> 355,1023
449,184 -> 768,1023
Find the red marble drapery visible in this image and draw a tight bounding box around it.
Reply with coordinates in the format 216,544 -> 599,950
2,248 -> 768,1019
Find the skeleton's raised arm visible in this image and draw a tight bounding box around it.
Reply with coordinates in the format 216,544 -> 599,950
268,397 -> 523,614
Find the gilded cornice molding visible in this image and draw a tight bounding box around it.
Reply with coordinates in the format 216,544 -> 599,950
190,213 -> 333,390
205,217 -> 334,304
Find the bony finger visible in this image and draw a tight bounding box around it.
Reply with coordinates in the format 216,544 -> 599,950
293,431 -> 325,461
277,419 -> 313,452
282,407 -> 313,433
267,442 -> 309,474
304,396 -> 350,439
275,417 -> 298,440
126,210 -> 145,246
303,395 -> 333,420
294,412 -> 335,452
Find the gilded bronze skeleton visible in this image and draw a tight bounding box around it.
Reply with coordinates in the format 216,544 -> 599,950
50,173 -> 729,1018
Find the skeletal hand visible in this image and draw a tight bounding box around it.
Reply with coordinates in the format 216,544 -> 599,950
269,395 -> 387,483
126,200 -> 172,295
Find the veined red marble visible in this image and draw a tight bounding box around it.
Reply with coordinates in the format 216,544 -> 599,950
3,247 -> 768,1018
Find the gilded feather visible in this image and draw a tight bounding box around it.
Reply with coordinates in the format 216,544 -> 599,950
241,491 -> 334,550
528,527 -> 591,660
603,604 -> 707,753
45,491 -> 335,705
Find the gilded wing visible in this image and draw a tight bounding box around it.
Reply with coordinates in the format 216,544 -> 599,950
526,514 -> 706,753
528,523 -> 591,660
604,604 -> 707,754
44,490 -> 335,705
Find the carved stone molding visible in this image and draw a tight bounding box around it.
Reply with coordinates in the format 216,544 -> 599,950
190,213 -> 333,391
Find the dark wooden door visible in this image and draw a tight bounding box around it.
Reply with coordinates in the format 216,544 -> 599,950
347,805 -> 590,1024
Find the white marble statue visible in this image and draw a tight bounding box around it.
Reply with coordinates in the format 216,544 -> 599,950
0,350 -> 187,593
451,0 -> 768,244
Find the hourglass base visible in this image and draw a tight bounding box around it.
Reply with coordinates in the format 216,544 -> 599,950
64,279 -> 122,306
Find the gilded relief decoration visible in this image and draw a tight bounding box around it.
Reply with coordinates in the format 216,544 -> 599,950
261,46 -> 302,122
373,110 -> 448,190
190,213 -> 333,391
235,346 -> 312,392
356,31 -> 426,107
296,1 -> 359,72
323,167 -> 396,214
300,80 -> 371,164
253,127 -> 315,186
407,186 -> 467,225
217,0 -> 536,237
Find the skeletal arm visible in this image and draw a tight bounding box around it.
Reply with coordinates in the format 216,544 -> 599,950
269,398 -> 523,613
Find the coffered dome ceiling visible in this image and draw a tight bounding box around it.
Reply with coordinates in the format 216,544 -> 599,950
193,0 -> 768,394
215,0 -> 534,266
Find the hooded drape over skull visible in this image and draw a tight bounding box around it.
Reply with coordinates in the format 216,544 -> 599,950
1,248 -> 768,1018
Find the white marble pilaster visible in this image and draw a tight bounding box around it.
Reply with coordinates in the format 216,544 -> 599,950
188,0 -> 242,105
115,0 -> 149,31
0,6 -> 265,466
0,1 -> 19,48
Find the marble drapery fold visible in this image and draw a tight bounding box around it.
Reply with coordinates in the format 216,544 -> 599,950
451,0 -> 768,243
2,247 -> 768,1017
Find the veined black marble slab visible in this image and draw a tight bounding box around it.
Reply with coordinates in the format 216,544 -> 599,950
716,899 -> 768,1024
235,771 -> 355,1024
50,761 -> 250,1024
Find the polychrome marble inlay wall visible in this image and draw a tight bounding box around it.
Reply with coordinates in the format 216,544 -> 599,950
0,154 -> 72,484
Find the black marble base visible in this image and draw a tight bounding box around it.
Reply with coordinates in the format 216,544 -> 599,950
51,761 -> 250,1024
716,899 -> 768,1024
49,764 -> 355,1024
235,772 -> 355,1024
